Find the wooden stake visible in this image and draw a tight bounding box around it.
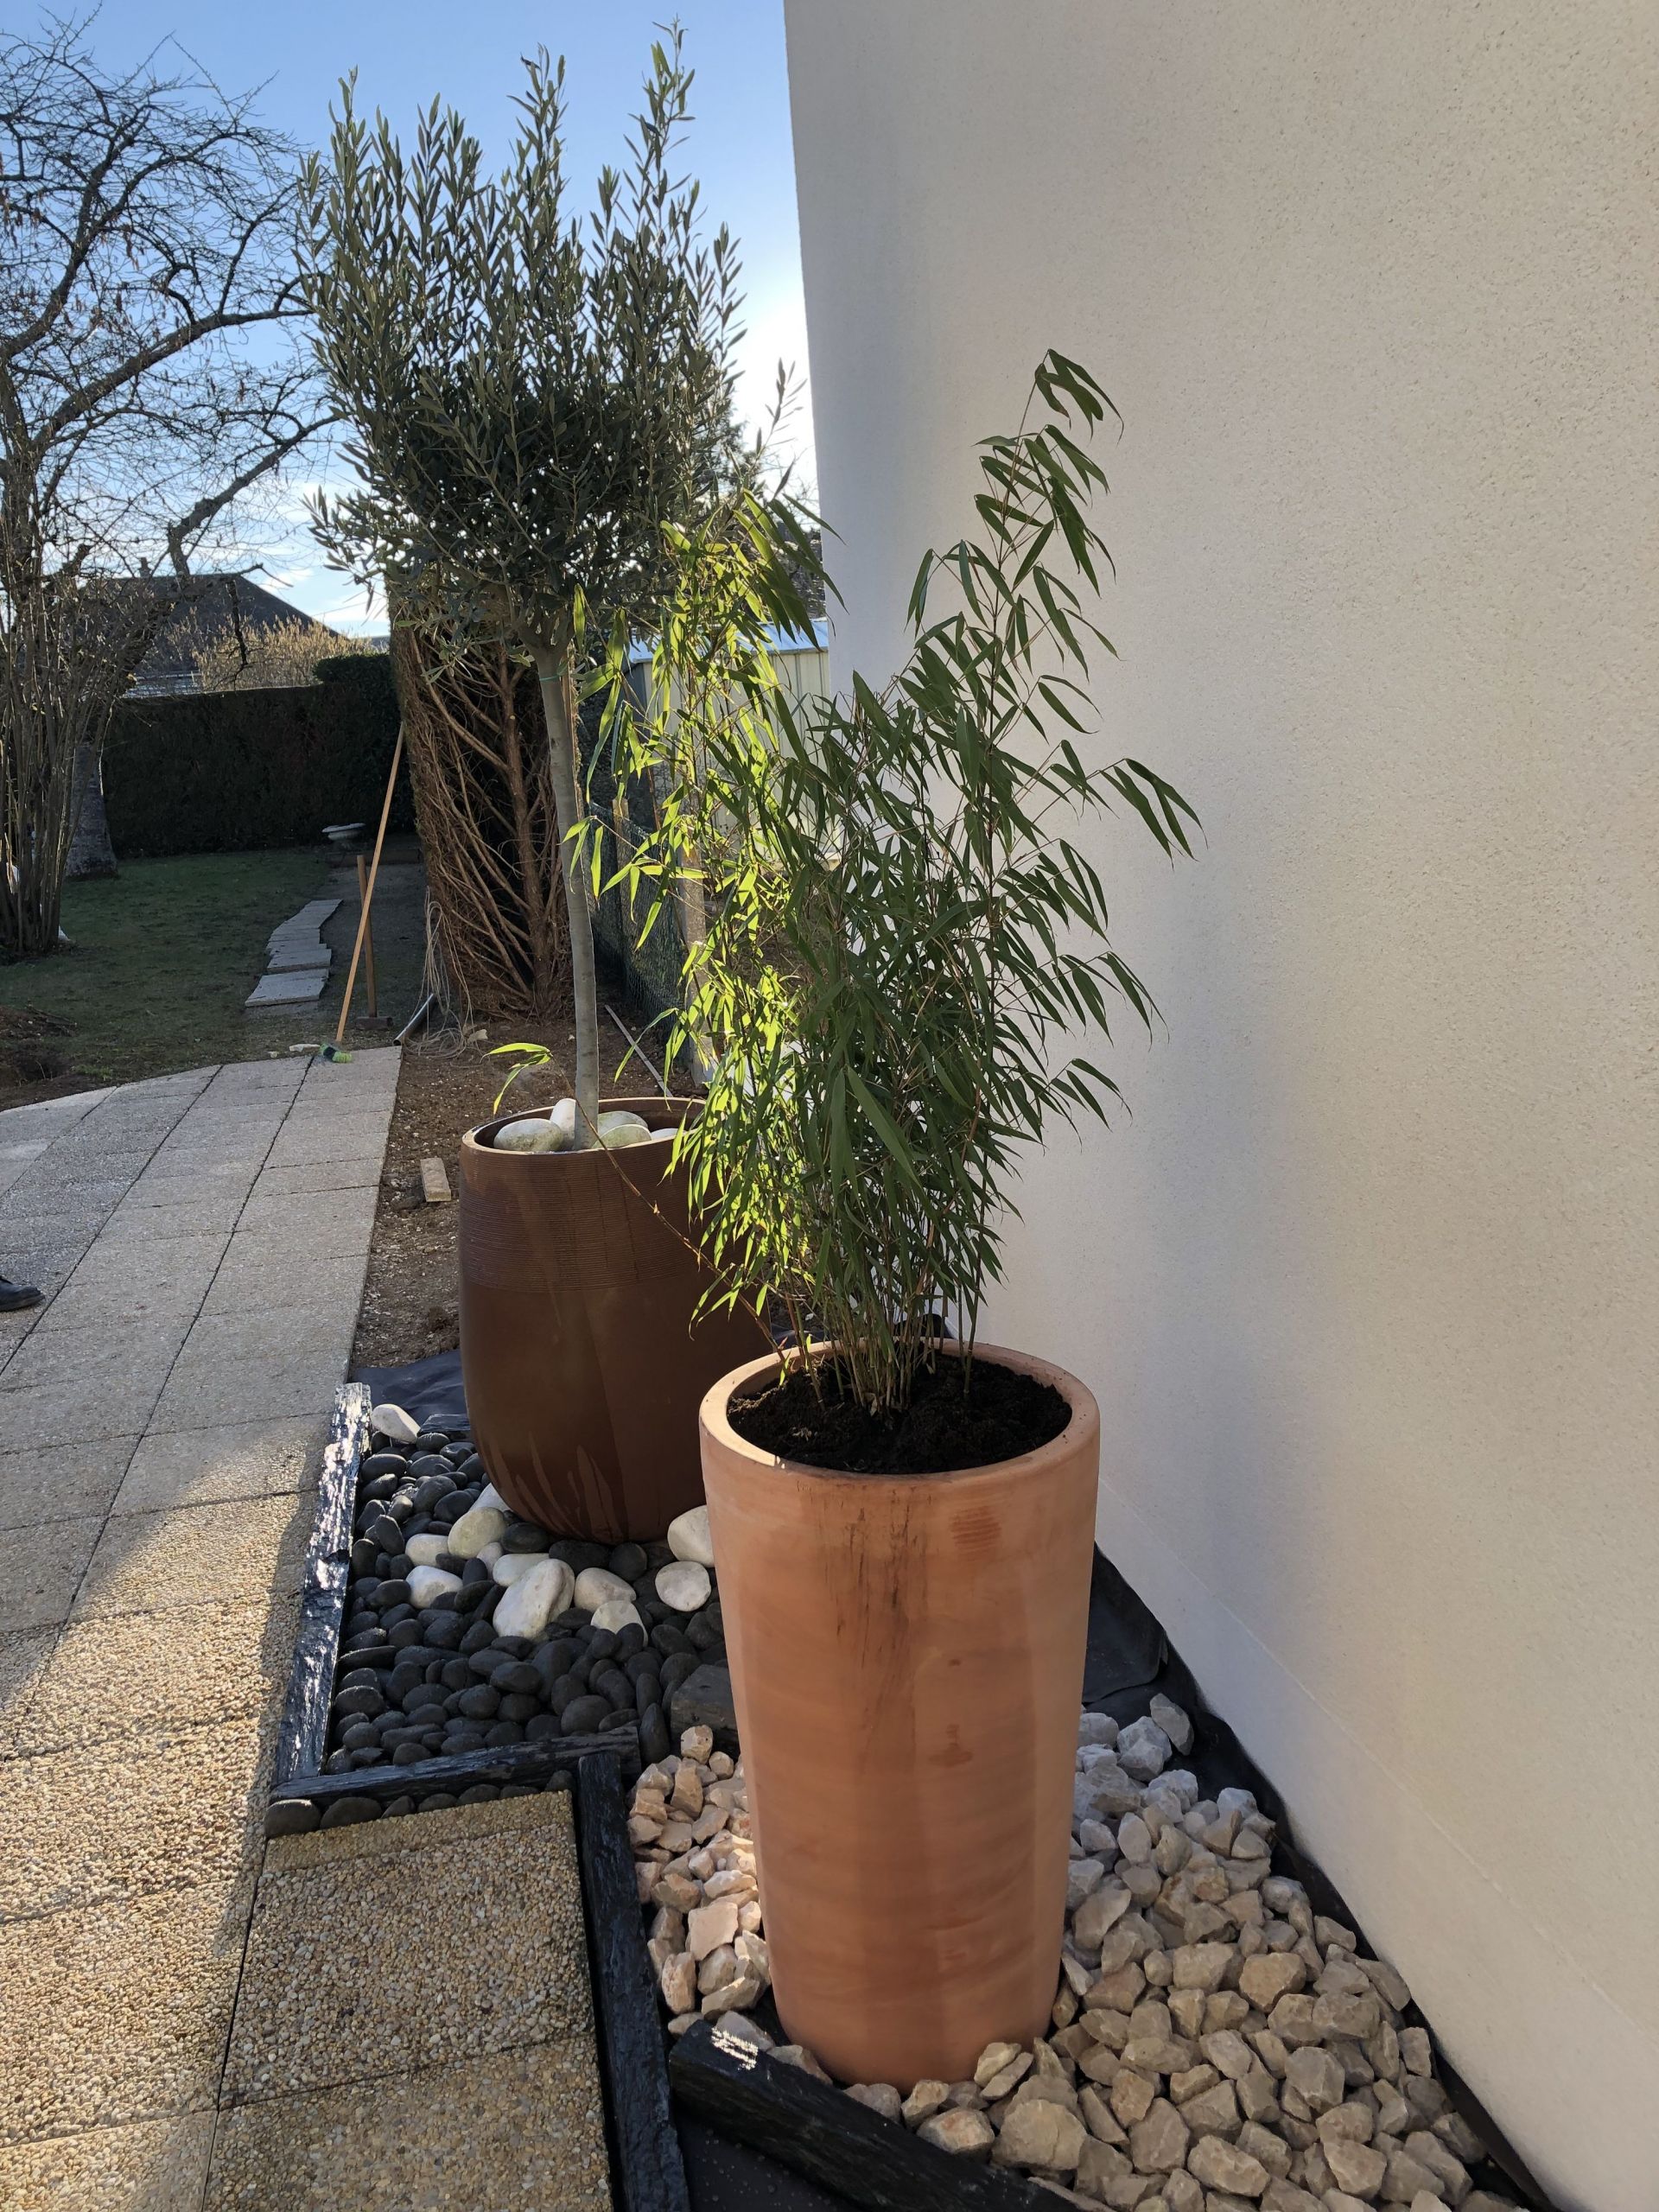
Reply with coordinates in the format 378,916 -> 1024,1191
354,853 -> 378,1018
334,728 -> 403,1049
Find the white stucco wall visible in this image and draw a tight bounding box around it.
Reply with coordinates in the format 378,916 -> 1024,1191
782,5 -> 1657,2205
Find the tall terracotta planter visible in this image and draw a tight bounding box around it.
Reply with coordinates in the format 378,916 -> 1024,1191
460,1096 -> 768,1542
698,1343 -> 1099,2089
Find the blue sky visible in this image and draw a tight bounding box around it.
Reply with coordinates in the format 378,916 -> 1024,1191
20,1 -> 811,626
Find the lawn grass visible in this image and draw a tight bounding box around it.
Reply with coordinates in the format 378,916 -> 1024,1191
0,847 -> 371,1096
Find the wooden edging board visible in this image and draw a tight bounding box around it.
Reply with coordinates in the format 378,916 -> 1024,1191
669,2021 -> 1060,2212
270,1382 -> 639,1824
575,1753 -> 692,2212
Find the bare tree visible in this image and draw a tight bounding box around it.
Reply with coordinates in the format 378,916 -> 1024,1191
0,13 -> 332,955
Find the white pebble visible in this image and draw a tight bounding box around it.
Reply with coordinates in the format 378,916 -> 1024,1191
369,1403 -> 419,1446
447,1506 -> 508,1559
493,1550 -> 550,1587
656,1560 -> 711,1612
667,1504 -> 716,1567
575,1566 -> 634,1611
493,1555 -> 575,1639
407,1565 -> 461,1608
591,1597 -> 645,1633
404,1534 -> 449,1567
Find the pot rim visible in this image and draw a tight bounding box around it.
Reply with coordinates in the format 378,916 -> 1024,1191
462,1093 -> 696,1157
698,1338 -> 1100,1488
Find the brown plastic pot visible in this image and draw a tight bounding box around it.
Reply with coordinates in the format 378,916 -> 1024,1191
459,1096 -> 768,1542
698,1342 -> 1100,2089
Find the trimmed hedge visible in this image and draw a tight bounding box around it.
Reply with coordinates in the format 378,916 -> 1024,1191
104,662 -> 414,855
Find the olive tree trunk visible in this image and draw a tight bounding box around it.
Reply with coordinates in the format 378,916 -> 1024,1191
531,639 -> 600,1147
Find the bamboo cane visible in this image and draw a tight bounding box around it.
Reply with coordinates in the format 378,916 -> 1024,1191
332,728 -> 404,1049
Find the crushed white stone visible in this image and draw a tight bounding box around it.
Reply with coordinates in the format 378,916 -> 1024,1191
623,1696 -> 1516,2209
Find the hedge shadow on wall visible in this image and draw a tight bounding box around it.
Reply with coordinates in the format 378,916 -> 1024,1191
104,658 -> 414,856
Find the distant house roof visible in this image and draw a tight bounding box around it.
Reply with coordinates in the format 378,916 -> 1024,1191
127,575 -> 343,696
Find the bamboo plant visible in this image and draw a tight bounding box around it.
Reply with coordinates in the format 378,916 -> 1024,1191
607,353 -> 1198,1412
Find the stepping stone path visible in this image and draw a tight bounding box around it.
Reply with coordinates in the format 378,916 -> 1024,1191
245,898 -> 340,1012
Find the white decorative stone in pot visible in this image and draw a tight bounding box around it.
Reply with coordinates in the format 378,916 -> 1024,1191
493,1549 -> 550,1587
475,1541 -> 504,1570
408,1565 -> 462,1608
493,1115 -> 567,1154
493,1556 -> 575,1639
474,1482 -> 509,1513
574,1565 -> 634,1611
590,1596 -> 645,1633
666,1504 -> 715,1567
369,1403 -> 419,1446
656,1560 -> 711,1612
550,1096 -> 577,1142
447,1505 -> 508,1559
596,1109 -> 652,1148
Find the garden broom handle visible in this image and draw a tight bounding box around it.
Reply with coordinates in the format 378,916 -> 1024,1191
334,727 -> 404,1048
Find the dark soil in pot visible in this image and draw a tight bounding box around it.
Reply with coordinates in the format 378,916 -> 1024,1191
727,1351 -> 1070,1474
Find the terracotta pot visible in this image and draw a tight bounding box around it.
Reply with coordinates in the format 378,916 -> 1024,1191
459,1096 -> 768,1542
698,1342 -> 1099,2088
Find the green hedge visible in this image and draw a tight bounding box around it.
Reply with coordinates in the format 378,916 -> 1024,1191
104,662 -> 414,855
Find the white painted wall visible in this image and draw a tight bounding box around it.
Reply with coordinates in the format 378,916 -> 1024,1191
782,6 -> 1658,2205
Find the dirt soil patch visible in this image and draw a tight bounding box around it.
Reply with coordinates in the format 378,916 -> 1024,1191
352,1007 -> 680,1371
729,1352 -> 1072,1474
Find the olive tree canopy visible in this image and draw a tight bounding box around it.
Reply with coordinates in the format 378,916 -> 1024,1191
303,35 -> 752,1138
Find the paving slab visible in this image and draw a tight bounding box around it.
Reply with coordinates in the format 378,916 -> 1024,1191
0,1712 -> 270,1920
200,1247 -> 365,1320
0,1434 -> 140,1533
0,1372 -> 166,1452
235,1184 -> 378,1244
111,1417 -> 324,1518
251,1155 -> 384,1198
0,1315 -> 188,1398
2,1513 -> 105,1630
224,1805 -> 591,2105
103,1189 -> 248,1241
60,1231 -> 228,1305
245,971 -> 327,1010
268,899 -> 340,944
0,1877 -> 252,2143
203,2041 -> 609,2212
16,1593 -> 299,1758
73,1490 -> 311,1621
0,2110 -> 216,2212
265,943 -> 333,974
260,1121 -> 390,1170
0,1625 -> 58,1757
150,1343 -> 346,1431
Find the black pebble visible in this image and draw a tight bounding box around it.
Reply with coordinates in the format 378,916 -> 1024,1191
381,1604 -> 414,1628
493,1633 -> 531,1657
350,1539 -> 378,1577
549,1675 -> 580,1716
550,1608 -> 589,1633
385,1554 -> 413,1580
375,1580 -> 412,1611
658,1654 -> 700,1699
459,1783 -> 499,1804
599,1674 -> 635,1714
441,1658 -> 472,1691
498,1692 -> 539,1722
562,1694 -> 612,1735
459,1618 -> 496,1655
387,1618 -> 424,1649
524,1712 -> 563,1741
587,1627 -> 618,1662
651,1622 -> 693,1658
392,1741 -> 429,1765
491,1660 -> 540,1697
502,1521 -> 550,1554
413,1430 -> 450,1452
334,1684 -> 385,1719
413,1475 -> 454,1511
608,1541 -> 648,1580
423,1614 -> 463,1650
639,1704 -> 671,1764
614,1623 -> 647,1660
422,1792 -> 458,1810
442,1441 -> 475,1467
385,1795 -> 416,1818
431,1494 -> 469,1526
444,1724 -> 486,1753
460,1559 -> 492,1588
338,1645 -> 397,1673
365,1514 -> 404,1553
551,1540 -> 611,1574
634,1673 -> 662,1715
534,1639 -> 576,1688
323,1748 -> 356,1773
267,1800 -> 320,1836
484,1720 -> 524,1746
458,1685 -> 500,1719
361,1451 -> 410,1478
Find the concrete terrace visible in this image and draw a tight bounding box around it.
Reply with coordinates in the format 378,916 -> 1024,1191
0,1049 -> 608,2209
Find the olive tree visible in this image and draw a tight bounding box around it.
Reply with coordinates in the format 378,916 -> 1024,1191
302,36 -> 748,1142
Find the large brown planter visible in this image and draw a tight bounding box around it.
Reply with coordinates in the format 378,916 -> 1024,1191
460,1097 -> 768,1542
698,1343 -> 1099,2089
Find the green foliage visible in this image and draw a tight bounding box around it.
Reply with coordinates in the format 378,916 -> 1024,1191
103,669 -> 410,856
301,30 -> 759,1141
607,355 -> 1197,1414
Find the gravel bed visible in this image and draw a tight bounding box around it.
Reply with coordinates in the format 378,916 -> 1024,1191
290,1401 -> 727,1827
628,1698 -> 1529,2212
